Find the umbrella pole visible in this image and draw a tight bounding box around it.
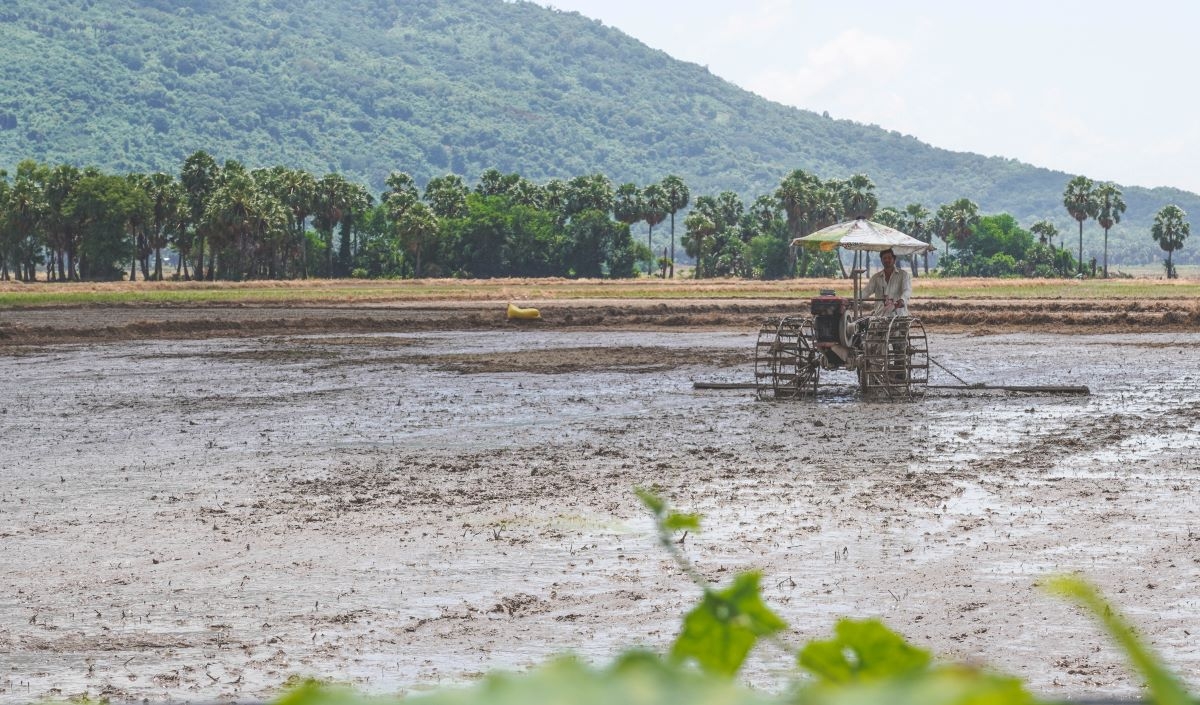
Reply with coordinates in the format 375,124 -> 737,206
852,250 -> 862,318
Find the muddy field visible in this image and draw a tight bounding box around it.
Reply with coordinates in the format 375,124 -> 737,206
1,313 -> 1199,703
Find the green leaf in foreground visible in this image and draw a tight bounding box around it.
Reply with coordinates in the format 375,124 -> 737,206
798,618 -> 931,684
1047,575 -> 1193,705
635,487 -> 666,516
670,571 -> 787,677
797,665 -> 1034,705
663,511 -> 702,532
795,619 -> 1034,705
405,652 -> 772,705
276,679 -> 375,705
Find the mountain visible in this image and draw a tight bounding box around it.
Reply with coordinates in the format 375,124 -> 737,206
0,0 -> 1194,264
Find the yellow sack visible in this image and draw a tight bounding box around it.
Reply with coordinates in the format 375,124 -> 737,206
507,302 -> 542,320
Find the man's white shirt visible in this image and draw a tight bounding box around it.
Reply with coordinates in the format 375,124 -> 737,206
865,267 -> 912,316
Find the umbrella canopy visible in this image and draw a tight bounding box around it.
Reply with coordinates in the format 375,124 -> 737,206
792,219 -> 935,255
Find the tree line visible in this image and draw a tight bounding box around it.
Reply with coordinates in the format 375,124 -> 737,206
0,154 -> 1190,282
1062,175 -> 1190,279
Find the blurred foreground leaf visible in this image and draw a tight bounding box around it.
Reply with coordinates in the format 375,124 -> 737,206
277,679 -> 377,705
408,652 -> 771,705
797,664 -> 1034,705
795,619 -> 1033,705
671,571 -> 787,677
635,487 -> 666,516
799,618 -> 931,684
1047,575 -> 1193,705
663,511 -> 702,532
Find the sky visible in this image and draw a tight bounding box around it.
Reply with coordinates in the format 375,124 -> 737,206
530,0 -> 1200,194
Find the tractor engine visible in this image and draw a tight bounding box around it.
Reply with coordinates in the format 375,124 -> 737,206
810,290 -> 851,364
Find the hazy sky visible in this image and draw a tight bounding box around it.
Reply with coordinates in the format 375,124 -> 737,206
531,1 -> 1199,194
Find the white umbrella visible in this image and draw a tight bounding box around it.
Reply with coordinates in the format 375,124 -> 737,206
792,218 -> 935,256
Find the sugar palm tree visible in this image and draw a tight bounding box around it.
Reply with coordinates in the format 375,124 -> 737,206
0,171 -> 13,280
1062,175 -> 1097,275
840,173 -> 878,220
43,164 -> 82,281
274,168 -> 317,278
1151,205 -> 1189,279
775,170 -> 828,276
338,182 -> 372,274
1029,220 -> 1061,275
199,176 -> 237,278
931,210 -> 949,267
508,178 -> 544,208
136,172 -> 183,280
7,164 -> 46,282
810,186 -> 844,232
613,183 -> 645,273
746,195 -> 780,237
641,183 -> 668,275
241,169 -> 293,279
394,201 -> 439,278
660,175 -> 689,278
422,174 -> 469,219
952,199 -> 980,275
935,199 -> 979,275
874,206 -> 902,228
180,151 -> 220,280
1093,183 -> 1126,278
903,203 -> 931,275
204,167 -> 259,280
1030,219 -> 1057,249
613,183 -> 644,227
313,173 -> 353,277
683,210 -> 716,279
475,168 -> 508,197
774,169 -> 820,241
124,173 -> 156,281
382,172 -> 419,219
564,173 -> 614,219
386,175 -> 429,275
713,191 -> 744,232
541,179 -> 568,223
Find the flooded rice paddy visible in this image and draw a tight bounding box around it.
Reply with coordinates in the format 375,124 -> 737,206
1,329 -> 1198,702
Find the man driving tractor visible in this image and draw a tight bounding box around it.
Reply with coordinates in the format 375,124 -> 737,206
864,248 -> 911,317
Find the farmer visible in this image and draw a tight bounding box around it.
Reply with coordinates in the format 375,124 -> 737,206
864,248 -> 911,317
862,248 -> 914,385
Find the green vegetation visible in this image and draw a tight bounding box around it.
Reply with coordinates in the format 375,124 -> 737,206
0,157 -> 647,281
1063,175 -> 1098,275
1095,183 -> 1127,278
271,492 -> 1198,705
938,213 -> 1067,277
1151,205 -> 1190,279
0,0 -> 1197,265
6,157 -> 1105,284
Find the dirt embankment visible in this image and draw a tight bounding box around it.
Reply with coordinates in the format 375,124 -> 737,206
1,297 -> 1197,346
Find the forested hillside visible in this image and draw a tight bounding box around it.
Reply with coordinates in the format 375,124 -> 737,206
0,0 -> 1195,264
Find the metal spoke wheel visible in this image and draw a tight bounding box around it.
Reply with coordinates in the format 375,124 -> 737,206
754,316 -> 820,400
858,316 -> 929,400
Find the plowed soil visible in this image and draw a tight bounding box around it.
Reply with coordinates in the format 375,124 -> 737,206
1,300 -> 1198,703
1,294 -> 1198,347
